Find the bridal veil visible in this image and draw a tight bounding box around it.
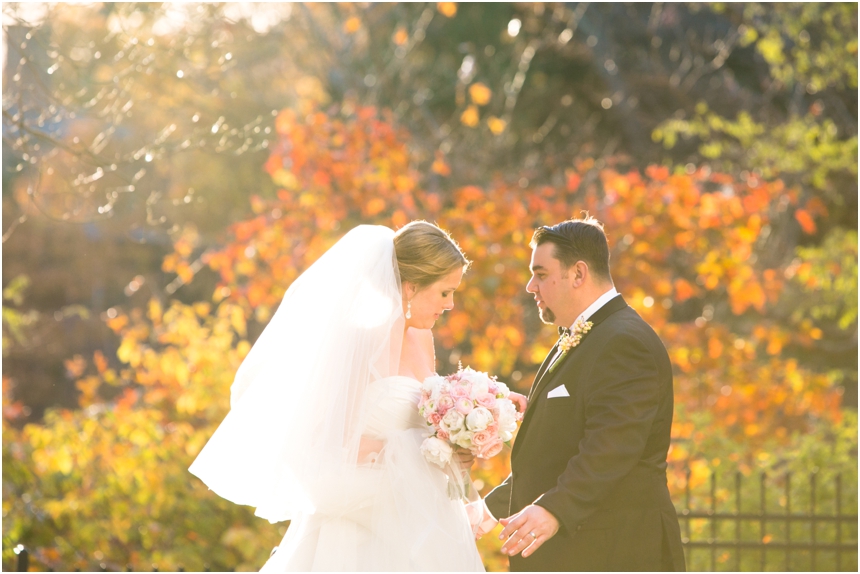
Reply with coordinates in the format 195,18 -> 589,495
189,225 -> 405,523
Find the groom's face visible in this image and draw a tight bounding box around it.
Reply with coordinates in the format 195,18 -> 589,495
527,242 -> 571,326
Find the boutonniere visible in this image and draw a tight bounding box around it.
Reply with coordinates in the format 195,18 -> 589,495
547,318 -> 593,374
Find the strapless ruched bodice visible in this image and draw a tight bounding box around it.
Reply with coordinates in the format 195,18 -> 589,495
362,376 -> 424,439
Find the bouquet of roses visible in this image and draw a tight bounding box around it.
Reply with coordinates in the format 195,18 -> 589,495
417,366 -> 522,468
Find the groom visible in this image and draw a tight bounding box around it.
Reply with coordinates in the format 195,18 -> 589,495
479,217 -> 685,571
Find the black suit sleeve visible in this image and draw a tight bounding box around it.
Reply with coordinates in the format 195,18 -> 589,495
485,473 -> 513,519
534,332 -> 662,533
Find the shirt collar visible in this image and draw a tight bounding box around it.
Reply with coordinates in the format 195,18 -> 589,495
571,287 -> 619,328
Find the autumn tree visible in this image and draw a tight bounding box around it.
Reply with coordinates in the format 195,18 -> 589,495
5,2 -> 856,419
7,99 -> 855,570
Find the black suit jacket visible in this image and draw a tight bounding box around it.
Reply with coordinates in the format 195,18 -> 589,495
486,295 -> 685,571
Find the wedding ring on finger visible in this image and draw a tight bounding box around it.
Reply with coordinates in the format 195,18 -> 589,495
529,531 -> 537,539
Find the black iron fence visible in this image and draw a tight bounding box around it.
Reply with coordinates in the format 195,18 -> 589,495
677,469 -> 858,571
12,470 -> 859,571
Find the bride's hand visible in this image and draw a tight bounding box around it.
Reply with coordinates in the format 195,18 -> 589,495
508,391 -> 528,413
453,448 -> 475,470
358,436 -> 384,465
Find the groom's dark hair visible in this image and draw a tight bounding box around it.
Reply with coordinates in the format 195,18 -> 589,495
531,215 -> 612,282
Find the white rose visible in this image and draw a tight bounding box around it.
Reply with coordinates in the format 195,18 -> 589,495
499,430 -> 513,442
497,400 -> 517,432
461,366 -> 477,378
465,406 -> 494,431
420,436 -> 453,467
470,375 -> 490,397
423,375 -> 446,401
451,429 -> 475,449
441,409 -> 466,433
422,374 -> 445,394
494,381 -> 510,397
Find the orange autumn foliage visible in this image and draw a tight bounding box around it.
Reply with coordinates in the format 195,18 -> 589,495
194,103 -> 841,452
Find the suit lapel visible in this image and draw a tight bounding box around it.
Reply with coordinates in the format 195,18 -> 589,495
524,295 -> 629,414
583,294 -> 628,327
527,341 -> 560,401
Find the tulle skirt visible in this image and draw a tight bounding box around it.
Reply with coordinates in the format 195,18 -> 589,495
261,427 -> 485,571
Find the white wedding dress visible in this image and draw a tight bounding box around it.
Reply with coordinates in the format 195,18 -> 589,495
261,375 -> 484,571
189,226 -> 484,572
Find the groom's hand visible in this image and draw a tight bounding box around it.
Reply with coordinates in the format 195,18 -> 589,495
498,504 -> 559,558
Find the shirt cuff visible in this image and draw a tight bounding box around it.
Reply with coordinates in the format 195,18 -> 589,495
483,498 -> 498,523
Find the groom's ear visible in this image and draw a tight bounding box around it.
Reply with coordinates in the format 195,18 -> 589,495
570,261 -> 588,286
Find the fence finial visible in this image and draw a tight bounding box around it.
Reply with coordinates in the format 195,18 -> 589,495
14,544 -> 29,572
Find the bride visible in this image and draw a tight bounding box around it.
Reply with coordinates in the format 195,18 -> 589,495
190,221 -> 494,571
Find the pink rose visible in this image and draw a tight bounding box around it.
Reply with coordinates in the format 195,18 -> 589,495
450,384 -> 470,399
455,397 -> 474,415
437,429 -> 450,441
429,412 -> 442,426
488,381 -> 499,395
476,393 -> 497,409
478,439 -> 504,459
472,430 -> 492,446
437,395 -> 455,415
486,422 -> 499,436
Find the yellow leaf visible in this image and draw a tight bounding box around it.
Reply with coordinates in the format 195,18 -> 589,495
193,302 -> 211,317
469,82 -> 492,106
129,428 -> 151,446
230,306 -> 247,338
272,169 -> 298,190
76,376 -> 101,407
487,116 -> 506,135
176,393 -> 198,415
437,2 -> 457,17
344,17 -> 361,34
117,338 -> 141,367
149,299 -> 163,323
56,448 -> 74,475
460,105 -> 479,127
689,459 -> 709,489
393,27 -> 408,46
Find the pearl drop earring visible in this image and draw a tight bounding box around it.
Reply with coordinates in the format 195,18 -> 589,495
406,300 -> 412,319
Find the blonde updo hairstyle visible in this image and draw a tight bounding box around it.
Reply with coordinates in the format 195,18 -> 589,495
393,221 -> 470,290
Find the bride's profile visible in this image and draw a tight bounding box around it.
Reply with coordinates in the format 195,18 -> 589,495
189,221 -> 485,571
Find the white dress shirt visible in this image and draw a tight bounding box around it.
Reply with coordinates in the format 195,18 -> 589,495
572,286 -> 619,327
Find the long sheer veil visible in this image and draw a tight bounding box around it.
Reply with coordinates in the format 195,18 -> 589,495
189,225 -> 404,523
